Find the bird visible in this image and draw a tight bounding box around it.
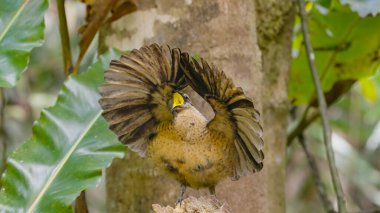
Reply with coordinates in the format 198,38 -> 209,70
99,44 -> 264,204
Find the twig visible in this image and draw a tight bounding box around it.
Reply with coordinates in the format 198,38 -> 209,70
298,134 -> 335,213
297,0 -> 347,212
57,0 -> 73,76
287,106 -> 319,146
0,89 -> 6,177
288,80 -> 355,145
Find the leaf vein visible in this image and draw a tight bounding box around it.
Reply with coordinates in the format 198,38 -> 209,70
26,111 -> 102,213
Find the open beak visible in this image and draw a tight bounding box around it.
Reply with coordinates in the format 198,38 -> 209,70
172,92 -> 184,109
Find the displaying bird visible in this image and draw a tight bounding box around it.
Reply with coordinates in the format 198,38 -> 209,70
99,44 -> 264,203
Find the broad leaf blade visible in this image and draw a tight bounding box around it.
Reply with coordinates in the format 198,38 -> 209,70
0,51 -> 124,212
0,0 -> 48,87
289,1 -> 380,105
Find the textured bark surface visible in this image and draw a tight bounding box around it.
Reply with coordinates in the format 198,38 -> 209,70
104,0 -> 295,212
255,0 -> 295,212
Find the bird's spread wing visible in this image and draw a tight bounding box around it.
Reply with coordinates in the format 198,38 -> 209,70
99,44 -> 187,156
181,54 -> 264,177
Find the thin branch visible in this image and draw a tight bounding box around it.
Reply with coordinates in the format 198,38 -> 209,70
287,106 -> 319,146
297,0 -> 347,212
298,134 -> 335,213
57,0 -> 73,77
0,89 -> 6,177
72,0 -> 118,75
72,52 -> 84,76
288,80 -> 355,145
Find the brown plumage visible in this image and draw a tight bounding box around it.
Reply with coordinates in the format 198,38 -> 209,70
99,44 -> 264,203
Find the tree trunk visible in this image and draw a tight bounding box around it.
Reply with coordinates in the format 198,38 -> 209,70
103,0 -> 295,212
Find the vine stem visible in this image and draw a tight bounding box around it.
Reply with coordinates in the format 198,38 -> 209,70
0,89 -> 6,177
57,0 -> 73,76
297,0 -> 347,212
298,134 -> 335,213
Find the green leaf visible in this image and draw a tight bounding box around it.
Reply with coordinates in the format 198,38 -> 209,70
0,50 -> 124,212
315,0 -> 332,9
340,0 -> 380,17
289,1 -> 380,105
359,78 -> 377,102
0,0 -> 48,87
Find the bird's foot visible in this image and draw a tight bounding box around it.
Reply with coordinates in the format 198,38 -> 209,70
175,198 -> 183,206
175,184 -> 187,206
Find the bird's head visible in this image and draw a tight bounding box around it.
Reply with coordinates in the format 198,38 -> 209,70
170,92 -> 192,113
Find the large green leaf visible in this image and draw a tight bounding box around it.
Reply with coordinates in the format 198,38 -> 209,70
289,1 -> 380,105
0,51 -> 124,212
0,0 -> 48,87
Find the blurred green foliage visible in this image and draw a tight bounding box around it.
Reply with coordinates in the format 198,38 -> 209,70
287,0 -> 380,212
0,0 -> 48,87
289,0 -> 380,105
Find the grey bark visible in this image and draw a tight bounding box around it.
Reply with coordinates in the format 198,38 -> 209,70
103,0 -> 295,212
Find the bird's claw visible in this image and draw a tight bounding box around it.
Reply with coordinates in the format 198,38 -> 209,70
175,184 -> 187,206
175,197 -> 184,206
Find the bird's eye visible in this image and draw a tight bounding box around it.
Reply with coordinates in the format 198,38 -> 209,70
183,94 -> 190,101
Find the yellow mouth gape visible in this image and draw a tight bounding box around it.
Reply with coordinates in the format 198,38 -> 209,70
172,92 -> 184,109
